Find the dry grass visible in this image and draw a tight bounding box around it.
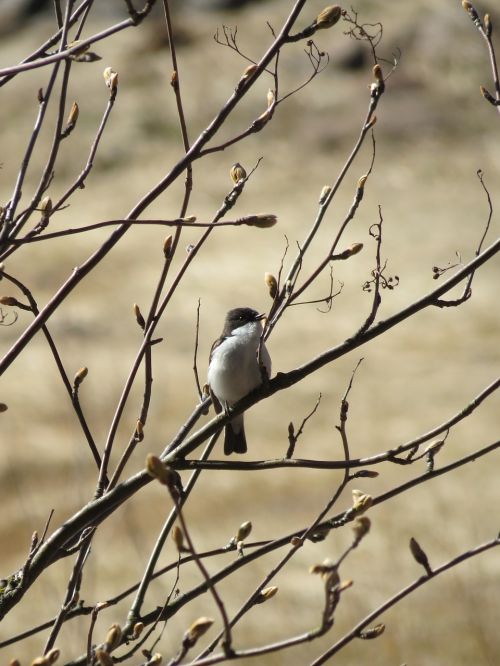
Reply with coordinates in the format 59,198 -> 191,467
1,1 -> 500,663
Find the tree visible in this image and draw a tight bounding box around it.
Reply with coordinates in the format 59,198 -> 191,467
0,1 -> 499,664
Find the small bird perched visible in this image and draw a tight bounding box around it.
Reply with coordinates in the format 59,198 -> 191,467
208,307 -> 271,455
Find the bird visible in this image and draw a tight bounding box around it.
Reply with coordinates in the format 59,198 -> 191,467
207,307 -> 271,455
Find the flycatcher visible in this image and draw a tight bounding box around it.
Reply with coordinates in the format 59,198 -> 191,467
208,307 -> 271,455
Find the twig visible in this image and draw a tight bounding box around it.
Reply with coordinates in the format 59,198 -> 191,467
266,86 -> 381,337
0,14 -> 153,79
336,358 -> 364,476
44,533 -> 93,652
286,393 -> 322,458
0,1 -> 91,87
86,602 -> 107,665
125,435 -> 219,633
2,272 -> 101,471
310,534 -> 500,664
0,0 -> 308,374
174,489 -> 234,657
0,66 -> 60,249
193,300 -> 203,400
4,435 -> 499,651
290,133 -> 376,305
462,2 -> 500,113
97,165 -> 260,495
1,80 -> 119,262
356,207 -> 385,335
434,168 -> 493,307
10,55 -> 73,243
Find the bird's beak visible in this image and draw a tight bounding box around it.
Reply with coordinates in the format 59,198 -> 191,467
255,312 -> 267,321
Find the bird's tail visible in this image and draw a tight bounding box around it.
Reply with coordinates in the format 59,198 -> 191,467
224,416 -> 247,455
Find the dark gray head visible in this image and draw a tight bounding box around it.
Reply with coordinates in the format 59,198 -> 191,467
223,307 -> 265,334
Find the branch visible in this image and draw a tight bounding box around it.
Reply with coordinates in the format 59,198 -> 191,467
0,0 -> 309,375
310,534 -> 500,664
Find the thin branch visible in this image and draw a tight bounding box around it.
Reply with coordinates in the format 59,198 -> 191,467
1,82 -> 119,262
43,535 -> 92,653
96,165 -> 261,496
193,300 -> 203,400
0,0 -> 308,374
433,168 -> 493,307
174,487 -> 234,657
2,272 -> 101,471
0,17 -> 149,79
4,434 -> 499,650
311,534 -> 500,665
285,393 -> 322,458
463,2 -> 500,113
125,435 -> 219,632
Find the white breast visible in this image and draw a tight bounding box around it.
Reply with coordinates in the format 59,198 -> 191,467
208,321 -> 271,405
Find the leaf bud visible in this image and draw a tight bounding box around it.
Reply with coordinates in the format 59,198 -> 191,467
409,536 -> 432,574
346,242 -> 363,257
484,14 -> 492,38
319,185 -> 331,205
358,175 -> 368,190
264,272 -> 278,299
105,623 -> 122,650
172,525 -> 184,551
373,64 -> 383,82
133,621 -> 144,639
242,63 -> 258,79
171,70 -> 178,87
352,516 -> 371,544
66,101 -> 79,127
352,469 -> 379,478
184,617 -> 214,647
230,162 -> 247,184
40,196 -> 52,218
146,454 -> 174,487
73,366 -> 88,388
103,67 -> 118,92
241,214 -> 277,228
314,5 -> 342,30
135,419 -> 144,441
0,296 -> 19,306
423,439 -> 444,456
133,303 -> 146,330
267,88 -> 275,109
163,234 -> 173,258
236,520 -> 252,542
351,489 -> 373,515
255,586 -> 278,603
359,623 -> 385,639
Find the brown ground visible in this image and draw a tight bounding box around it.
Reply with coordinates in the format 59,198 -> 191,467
1,1 -> 500,664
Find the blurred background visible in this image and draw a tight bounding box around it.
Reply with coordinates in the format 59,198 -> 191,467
1,1 -> 499,663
